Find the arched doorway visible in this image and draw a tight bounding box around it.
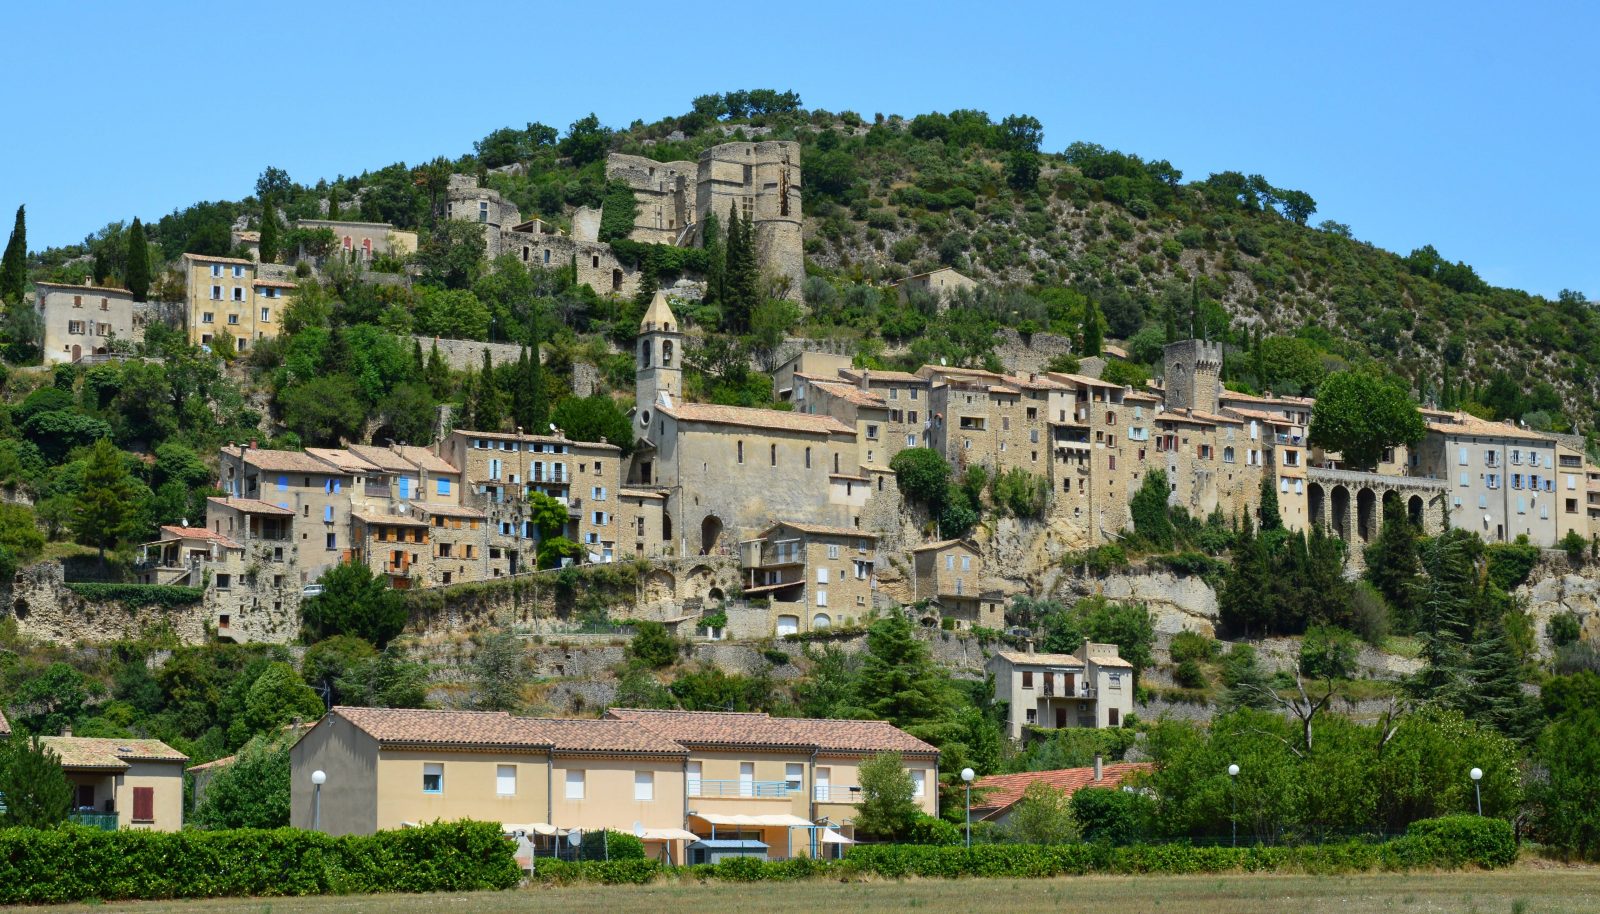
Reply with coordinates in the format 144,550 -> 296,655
1308,483 -> 1326,529
1356,488 -> 1377,542
1408,495 -> 1424,528
71,344 -> 81,362
812,613 -> 830,629
1330,485 -> 1351,541
700,515 -> 722,555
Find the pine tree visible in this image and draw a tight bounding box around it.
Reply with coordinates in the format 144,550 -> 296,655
0,205 -> 26,305
472,348 -> 504,430
0,737 -> 72,829
724,203 -> 760,332
124,217 -> 150,302
259,198 -> 280,264
425,342 -> 450,397
71,439 -> 140,562
1459,618 -> 1541,742
1257,473 -> 1282,530
1081,296 -> 1103,357
701,210 -> 725,308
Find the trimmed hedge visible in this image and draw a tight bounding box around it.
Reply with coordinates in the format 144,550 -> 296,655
0,820 -> 519,904
64,582 -> 204,608
528,817 -> 1516,885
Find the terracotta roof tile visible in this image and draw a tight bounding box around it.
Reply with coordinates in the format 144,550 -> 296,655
333,707 -> 549,750
34,281 -> 134,295
252,279 -> 298,289
458,429 -> 621,451
207,497 -> 295,516
1425,412 -> 1554,443
994,650 -> 1085,667
39,737 -> 188,770
393,445 -> 459,475
523,718 -> 685,755
971,763 -> 1152,819
156,525 -> 243,549
304,448 -> 383,474
606,709 -> 936,756
182,253 -> 255,265
661,403 -> 854,436
352,511 -> 429,527
760,522 -> 877,540
797,375 -> 887,408
225,446 -> 345,474
910,538 -> 976,553
416,503 -> 485,519
346,445 -> 421,474
840,368 -> 926,384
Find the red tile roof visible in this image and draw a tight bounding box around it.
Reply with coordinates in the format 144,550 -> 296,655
661,402 -> 855,436
971,763 -> 1152,819
206,497 -> 295,516
333,707 -> 551,750
606,709 -> 937,756
157,525 -> 243,549
224,445 -> 344,474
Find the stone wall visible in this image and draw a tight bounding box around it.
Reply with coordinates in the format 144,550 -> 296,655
6,562 -> 213,645
411,336 -> 526,371
1516,551 -> 1600,657
991,328 -> 1075,375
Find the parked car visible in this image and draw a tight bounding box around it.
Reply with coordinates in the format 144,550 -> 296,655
301,584 -> 324,597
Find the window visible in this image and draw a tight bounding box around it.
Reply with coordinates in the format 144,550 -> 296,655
325,532 -> 336,550
737,441 -> 744,464
497,765 -> 516,796
437,478 -> 451,496
215,573 -> 232,590
565,770 -> 585,799
771,444 -> 778,466
1025,708 -> 1037,724
210,285 -> 223,300
911,769 -> 926,798
210,265 -> 223,278
816,589 -> 828,607
817,566 -> 830,584
260,307 -> 270,322
1022,670 -> 1034,689
634,771 -> 654,801
827,543 -> 840,559
961,555 -> 971,572
739,762 -> 755,796
786,763 -> 803,792
68,320 -> 85,334
866,424 -> 879,440
423,763 -> 443,794
1459,447 -> 1470,466
805,447 -> 812,469
478,201 -> 489,223
132,787 -> 155,823
232,266 -> 245,278
232,287 -> 245,302
687,761 -> 702,796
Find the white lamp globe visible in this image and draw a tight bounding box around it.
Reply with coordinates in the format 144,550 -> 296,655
311,770 -> 327,785
1227,764 -> 1240,777
960,767 -> 975,783
1470,767 -> 1483,781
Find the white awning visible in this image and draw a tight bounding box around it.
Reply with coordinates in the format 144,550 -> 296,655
690,812 -> 814,828
819,828 -> 854,845
639,827 -> 700,841
501,822 -> 565,836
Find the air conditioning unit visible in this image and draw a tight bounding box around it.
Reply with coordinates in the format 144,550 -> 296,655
1078,702 -> 1088,712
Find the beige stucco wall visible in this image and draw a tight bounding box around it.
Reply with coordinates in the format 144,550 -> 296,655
550,756 -> 685,832
374,749 -> 552,832
290,714 -> 380,835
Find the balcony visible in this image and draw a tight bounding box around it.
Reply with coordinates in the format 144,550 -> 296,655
813,785 -> 864,803
69,811 -> 118,831
689,779 -> 796,799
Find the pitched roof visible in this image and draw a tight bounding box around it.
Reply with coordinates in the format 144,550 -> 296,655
605,709 -> 937,756
187,754 -> 237,773
393,445 -> 458,474
839,368 -> 926,384
352,511 -> 429,527
522,718 -> 685,755
304,448 -> 383,474
971,763 -> 1152,819
206,497 -> 294,516
457,429 -> 621,451
182,253 -> 255,265
346,444 -> 421,473
156,525 -> 243,549
39,736 -> 188,770
910,538 -> 976,553
619,487 -> 667,499
415,503 -> 485,519
1424,411 -> 1554,443
333,707 -> 550,750
761,521 -> 876,540
661,402 -> 855,436
225,445 -> 343,474
34,281 -> 134,295
799,376 -> 887,408
994,650 -> 1084,667
640,290 -> 678,333
252,279 -> 298,289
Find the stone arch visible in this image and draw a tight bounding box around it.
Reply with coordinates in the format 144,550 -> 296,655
1330,485 -> 1351,541
1356,487 -> 1378,542
1408,494 -> 1424,527
1307,483 -> 1325,529
643,569 -> 676,606
681,564 -> 716,602
700,515 -> 723,555
662,339 -> 674,367
776,614 -> 800,637
708,587 -> 725,603
812,612 -> 831,629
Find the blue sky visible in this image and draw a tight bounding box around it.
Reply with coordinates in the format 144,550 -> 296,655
3,0 -> 1594,298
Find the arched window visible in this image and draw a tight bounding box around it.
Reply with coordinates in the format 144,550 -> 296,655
342,235 -> 353,250
812,613 -> 831,630
640,339 -> 651,368
662,340 -> 674,366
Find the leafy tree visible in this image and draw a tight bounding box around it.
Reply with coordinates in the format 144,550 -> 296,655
336,647 -> 430,709
124,217 -> 150,301
1298,625 -> 1358,680
552,395 -> 632,456
0,737 -> 71,829
890,447 -> 951,506
1040,596 -> 1155,677
190,733 -> 291,830
1070,786 -> 1154,845
279,374 -> 366,445
598,180 -> 637,244
416,219 -> 488,290
258,199 -> 280,264
1004,149 -> 1041,193
558,113 -> 611,167
1532,709 -> 1600,855
299,561 -> 407,646
1129,469 -> 1173,549
302,635 -> 377,702
536,535 -> 581,569
0,205 -> 25,305
243,661 -> 325,735
1548,612 -> 1582,650
998,779 -> 1078,844
1308,371 -> 1425,471
471,630 -> 525,712
71,439 -> 140,560
855,751 -> 920,840
255,166 -> 293,202
1365,493 -> 1421,614
626,621 -> 679,670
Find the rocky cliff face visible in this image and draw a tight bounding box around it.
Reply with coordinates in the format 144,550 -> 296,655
1515,553 -> 1600,658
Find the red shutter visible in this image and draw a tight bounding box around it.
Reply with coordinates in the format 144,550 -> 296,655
132,786 -> 154,823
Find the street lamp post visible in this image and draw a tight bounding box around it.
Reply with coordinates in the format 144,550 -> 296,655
960,768 -> 975,850
1227,764 -> 1240,847
1470,767 -> 1483,816
311,769 -> 327,832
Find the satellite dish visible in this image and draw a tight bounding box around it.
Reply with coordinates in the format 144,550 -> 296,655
549,423 -> 557,432
633,821 -> 645,839
567,828 -> 582,847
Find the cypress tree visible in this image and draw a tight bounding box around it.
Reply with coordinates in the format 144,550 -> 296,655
327,188 -> 341,220
259,198 -> 280,264
124,217 -> 150,302
527,309 -> 548,433
459,369 -> 477,429
411,338 -> 426,376
724,203 -> 760,332
425,342 -> 450,397
701,210 -> 724,308
1081,296 -> 1103,357
0,205 -> 27,305
472,348 -> 505,430
1257,473 -> 1282,530
511,347 -> 531,429
1164,300 -> 1179,343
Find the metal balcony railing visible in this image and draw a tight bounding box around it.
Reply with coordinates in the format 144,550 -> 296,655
813,785 -> 864,803
688,779 -> 796,799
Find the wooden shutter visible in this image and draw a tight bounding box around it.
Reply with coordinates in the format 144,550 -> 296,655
132,786 -> 155,823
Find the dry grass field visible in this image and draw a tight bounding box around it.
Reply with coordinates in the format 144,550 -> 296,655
31,865 -> 1600,914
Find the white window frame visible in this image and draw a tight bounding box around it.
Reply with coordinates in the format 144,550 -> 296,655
422,762 -> 443,794
633,770 -> 654,802
565,769 -> 585,800
496,764 -> 516,796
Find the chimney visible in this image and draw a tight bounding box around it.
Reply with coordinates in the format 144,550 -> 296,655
250,439 -> 258,449
1024,638 -> 1035,655
1093,754 -> 1103,782
61,724 -> 72,738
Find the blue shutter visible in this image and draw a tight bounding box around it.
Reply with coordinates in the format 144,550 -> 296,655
324,505 -> 333,522
438,478 -> 451,495
277,475 -> 287,491
398,476 -> 410,498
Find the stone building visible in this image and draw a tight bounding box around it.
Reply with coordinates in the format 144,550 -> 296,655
35,281 -> 144,364
606,153 -> 697,245
988,642 -> 1136,739
1415,410 -> 1559,544
908,538 -> 1003,630
180,254 -> 294,353
891,267 -> 976,303
294,219 -> 418,263
737,522 -> 877,633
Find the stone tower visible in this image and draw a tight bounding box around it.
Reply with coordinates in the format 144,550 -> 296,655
1162,339 -> 1224,414
695,141 -> 804,297
635,291 -> 684,431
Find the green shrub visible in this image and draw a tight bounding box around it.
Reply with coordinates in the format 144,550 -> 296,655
0,820 -> 519,904
1173,658 -> 1207,689
907,815 -> 962,846
1169,630 -> 1218,664
63,583 -> 203,608
580,829 -> 645,860
1402,815 -> 1517,868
